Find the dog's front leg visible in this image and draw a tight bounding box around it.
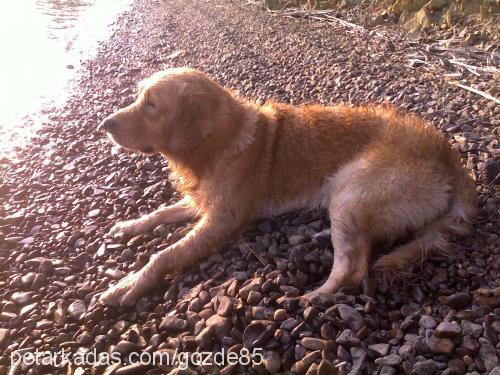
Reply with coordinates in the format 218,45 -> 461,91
99,212 -> 245,306
108,197 -> 196,238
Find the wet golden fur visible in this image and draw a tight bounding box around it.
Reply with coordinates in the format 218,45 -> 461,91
98,68 -> 475,306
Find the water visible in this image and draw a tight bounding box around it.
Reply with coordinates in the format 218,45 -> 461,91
0,0 -> 131,156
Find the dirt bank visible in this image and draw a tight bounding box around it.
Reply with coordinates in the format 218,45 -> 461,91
265,0 -> 500,46
0,0 -> 498,374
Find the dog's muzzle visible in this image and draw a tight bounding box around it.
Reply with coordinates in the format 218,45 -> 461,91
98,117 -> 119,133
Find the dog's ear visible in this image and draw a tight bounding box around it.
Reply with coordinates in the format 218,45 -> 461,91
169,86 -> 218,153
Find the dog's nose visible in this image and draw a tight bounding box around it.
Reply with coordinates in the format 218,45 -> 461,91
99,117 -> 119,133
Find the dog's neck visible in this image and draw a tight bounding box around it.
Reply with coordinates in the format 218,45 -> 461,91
161,99 -> 259,196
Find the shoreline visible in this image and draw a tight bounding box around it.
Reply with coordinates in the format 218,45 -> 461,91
1,0 -> 499,374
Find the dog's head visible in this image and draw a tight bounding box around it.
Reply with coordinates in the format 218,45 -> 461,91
99,68 -> 235,158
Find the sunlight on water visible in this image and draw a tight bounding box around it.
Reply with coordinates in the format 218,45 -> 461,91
0,0 -> 130,156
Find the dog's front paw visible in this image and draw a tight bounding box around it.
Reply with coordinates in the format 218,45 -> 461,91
99,270 -> 152,306
108,219 -> 148,238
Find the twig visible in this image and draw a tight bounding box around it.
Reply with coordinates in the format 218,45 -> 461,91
448,59 -> 499,75
449,82 -> 500,104
322,13 -> 366,31
239,236 -> 267,266
272,7 -> 367,32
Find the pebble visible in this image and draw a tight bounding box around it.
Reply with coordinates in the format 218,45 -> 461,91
105,269 -> 125,280
446,293 -> 471,310
288,235 -> 306,246
435,321 -> 461,339
159,316 -> 188,333
462,320 -> 483,338
337,304 -> 364,331
301,337 -> 326,350
412,359 -> 437,375
217,296 -> 234,317
11,292 -> 32,305
88,209 -> 101,218
39,259 -> 55,275
379,366 -> 397,375
369,343 -> 390,356
426,333 -> 455,354
479,337 -> 498,372
115,363 -> 150,375
0,329 -> 9,348
247,290 -> 262,305
274,309 -> 287,321
263,350 -> 281,373
113,340 -> 141,355
205,314 -> 232,342
243,320 -> 276,348
195,326 -> 213,349
317,360 -> 337,375
336,329 -> 360,347
68,300 -> 86,321
374,354 -> 403,366
419,315 -> 437,329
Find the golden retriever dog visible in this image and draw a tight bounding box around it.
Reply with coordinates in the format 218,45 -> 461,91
98,67 -> 475,306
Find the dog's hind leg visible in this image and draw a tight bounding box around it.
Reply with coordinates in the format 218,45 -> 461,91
303,155 -> 454,300
303,221 -> 372,299
108,197 -> 197,238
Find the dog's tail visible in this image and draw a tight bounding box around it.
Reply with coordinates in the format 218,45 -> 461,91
373,167 -> 476,276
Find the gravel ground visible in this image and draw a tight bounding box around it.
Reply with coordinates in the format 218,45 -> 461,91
0,0 -> 499,374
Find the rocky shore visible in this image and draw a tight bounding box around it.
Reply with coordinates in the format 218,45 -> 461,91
0,0 -> 498,374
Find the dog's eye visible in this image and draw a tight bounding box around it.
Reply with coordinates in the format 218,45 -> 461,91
146,98 -> 156,109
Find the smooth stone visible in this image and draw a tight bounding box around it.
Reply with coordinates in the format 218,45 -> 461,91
68,300 -> 86,321
301,337 -> 326,351
20,303 -> 37,316
375,354 -> 403,366
0,312 -> 17,321
0,328 -> 10,347
337,304 -> 364,331
115,363 -> 150,375
247,291 -> 262,305
288,235 -> 306,246
39,259 -> 55,275
479,337 -> 498,372
461,320 -> 483,338
426,334 -> 455,354
205,314 -> 232,343
412,359 -> 437,375
195,326 -> 213,350
105,269 -> 124,280
159,316 -> 188,333
446,293 -> 471,310
435,321 -> 461,339
88,209 -> 101,218
317,360 -> 337,375
280,318 -> 299,331
274,309 -> 287,321
21,272 -> 36,288
11,292 -> 32,305
263,350 -> 281,374
380,366 -> 397,375
243,320 -> 276,349
419,315 -> 436,329
217,296 -> 234,317
336,329 -> 360,347
369,343 -> 390,356
113,340 -> 141,355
